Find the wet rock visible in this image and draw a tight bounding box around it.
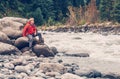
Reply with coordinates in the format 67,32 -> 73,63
75,69 -> 102,78
15,37 -> 29,49
4,63 -> 14,70
33,44 -> 54,57
61,73 -> 86,79
50,46 -> 58,55
65,53 -> 89,57
39,63 -> 66,74
2,27 -> 22,39
0,42 -> 21,55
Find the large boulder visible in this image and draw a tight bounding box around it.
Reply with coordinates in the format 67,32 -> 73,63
0,31 -> 12,44
15,37 -> 42,50
15,37 -> 29,49
39,63 -> 66,74
2,17 -> 28,24
33,44 -> 54,57
0,42 -> 21,55
2,27 -> 22,39
0,17 -> 28,30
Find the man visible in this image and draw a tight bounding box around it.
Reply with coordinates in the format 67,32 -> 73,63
22,18 -> 43,51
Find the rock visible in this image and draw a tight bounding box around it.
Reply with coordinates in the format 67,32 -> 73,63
15,37 -> 41,50
34,70 -> 46,77
27,76 -> 44,79
0,73 -> 5,79
21,47 -> 30,53
12,59 -> 23,66
0,19 -> 23,30
65,53 -> 89,57
15,64 -> 34,74
50,47 -> 58,55
39,63 -> 66,74
45,72 -> 61,77
15,66 -> 30,74
34,36 -> 44,44
19,72 -> 28,78
2,27 -> 22,39
0,17 -> 27,30
15,37 -> 29,49
0,31 -> 12,44
33,44 -> 54,57
22,51 -> 36,56
4,63 -> 14,70
0,42 -> 21,55
61,73 -> 86,79
75,69 -> 102,78
2,17 -> 28,24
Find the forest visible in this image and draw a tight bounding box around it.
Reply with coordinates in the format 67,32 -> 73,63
0,0 -> 120,25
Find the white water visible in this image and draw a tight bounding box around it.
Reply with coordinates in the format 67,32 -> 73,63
43,32 -> 120,62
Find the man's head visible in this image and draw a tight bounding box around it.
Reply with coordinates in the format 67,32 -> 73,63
28,18 -> 34,25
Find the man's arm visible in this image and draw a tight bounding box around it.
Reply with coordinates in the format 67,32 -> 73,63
22,24 -> 29,37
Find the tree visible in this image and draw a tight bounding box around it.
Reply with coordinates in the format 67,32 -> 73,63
32,8 -> 44,25
99,0 -> 114,21
113,0 -> 120,23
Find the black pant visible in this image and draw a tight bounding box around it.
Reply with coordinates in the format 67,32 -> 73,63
27,33 -> 42,48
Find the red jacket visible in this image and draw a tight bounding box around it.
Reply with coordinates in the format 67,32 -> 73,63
22,22 -> 37,37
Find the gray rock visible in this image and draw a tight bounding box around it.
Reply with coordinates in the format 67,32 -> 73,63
45,72 -> 61,77
15,64 -> 34,74
0,42 -> 21,55
0,17 -> 27,30
2,27 -> 22,39
15,37 -> 29,49
33,44 -> 54,57
65,53 -> 89,57
0,31 -> 12,44
50,46 -> 58,55
61,73 -> 86,79
39,63 -> 66,74
4,63 -> 14,70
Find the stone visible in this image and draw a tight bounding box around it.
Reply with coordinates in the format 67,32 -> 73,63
33,44 -> 54,57
15,37 -> 29,49
12,59 -> 23,66
39,63 -> 66,74
0,31 -> 12,44
0,42 -> 21,55
50,46 -> 58,55
4,63 -> 14,70
15,64 -> 34,74
65,53 -> 89,57
45,72 -> 61,77
2,27 -> 22,39
61,73 -> 86,79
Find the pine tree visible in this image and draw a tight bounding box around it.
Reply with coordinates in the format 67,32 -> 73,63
113,0 -> 120,23
99,0 -> 114,21
32,7 -> 44,25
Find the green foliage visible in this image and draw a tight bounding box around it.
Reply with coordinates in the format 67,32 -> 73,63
32,8 -> 44,25
113,0 -> 120,23
0,0 -> 120,25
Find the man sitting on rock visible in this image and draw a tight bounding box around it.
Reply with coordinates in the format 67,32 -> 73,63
22,18 -> 43,51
